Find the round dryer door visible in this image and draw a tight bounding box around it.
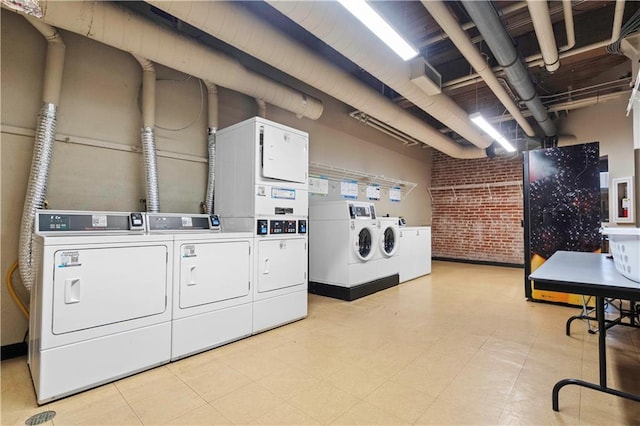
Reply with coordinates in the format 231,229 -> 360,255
380,226 -> 399,257
354,227 -> 375,261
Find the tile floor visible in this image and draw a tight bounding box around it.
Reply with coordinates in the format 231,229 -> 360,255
3,261 -> 640,425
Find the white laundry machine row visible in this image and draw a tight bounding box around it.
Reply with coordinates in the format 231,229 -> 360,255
146,213 -> 254,361
215,117 -> 309,332
308,201 -> 400,301
29,210 -> 172,404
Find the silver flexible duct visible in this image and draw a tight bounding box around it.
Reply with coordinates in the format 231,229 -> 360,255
18,103 -> 57,292
205,128 -> 216,214
141,127 -> 160,212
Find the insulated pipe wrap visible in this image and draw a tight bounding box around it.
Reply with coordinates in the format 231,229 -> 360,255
141,127 -> 160,212
461,1 -> 556,137
205,130 -> 216,214
18,103 -> 57,292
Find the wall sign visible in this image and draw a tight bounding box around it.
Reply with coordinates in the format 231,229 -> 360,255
366,184 -> 380,201
389,186 -> 401,202
308,175 -> 329,195
341,180 -> 358,199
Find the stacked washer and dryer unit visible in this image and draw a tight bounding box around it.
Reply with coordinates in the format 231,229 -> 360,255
28,117 -> 309,404
308,201 -> 400,301
214,117 -> 309,333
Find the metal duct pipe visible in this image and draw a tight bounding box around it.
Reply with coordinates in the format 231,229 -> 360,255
256,99 -> 267,118
462,1 -> 556,138
18,18 -> 65,292
422,1 -> 535,137
418,2 -> 528,48
147,1 -> 486,158
265,1 -> 491,149
203,80 -> 218,215
133,55 -> 160,212
27,1 -> 323,121
527,0 -> 560,72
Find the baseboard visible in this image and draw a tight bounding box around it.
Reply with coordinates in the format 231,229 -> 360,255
1,342 -> 27,360
309,274 -> 399,301
432,257 -> 524,269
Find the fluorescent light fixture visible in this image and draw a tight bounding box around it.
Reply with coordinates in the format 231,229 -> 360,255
469,112 -> 516,152
337,0 -> 419,61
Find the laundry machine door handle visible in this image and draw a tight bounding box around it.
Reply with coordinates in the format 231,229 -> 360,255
263,258 -> 270,274
65,278 -> 81,304
187,265 -> 197,286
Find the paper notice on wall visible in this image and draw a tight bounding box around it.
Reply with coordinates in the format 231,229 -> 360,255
309,175 -> 329,195
341,180 -> 358,199
366,184 -> 380,201
389,187 -> 401,202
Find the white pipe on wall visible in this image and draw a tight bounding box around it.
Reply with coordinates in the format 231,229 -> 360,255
422,1 -> 535,137
527,0 -> 560,72
203,80 -> 218,215
132,55 -> 160,213
18,17 -> 65,292
265,0 -> 492,149
147,0 -> 486,158
24,1 -> 323,121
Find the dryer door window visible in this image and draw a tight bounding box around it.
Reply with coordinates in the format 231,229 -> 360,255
381,227 -> 398,256
355,228 -> 374,261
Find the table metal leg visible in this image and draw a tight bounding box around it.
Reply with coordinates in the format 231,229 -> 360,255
552,296 -> 640,411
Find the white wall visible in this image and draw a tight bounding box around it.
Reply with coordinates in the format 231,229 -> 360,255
557,96 -> 635,223
0,11 -> 432,346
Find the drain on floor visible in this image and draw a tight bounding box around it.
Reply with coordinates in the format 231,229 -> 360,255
25,411 -> 56,425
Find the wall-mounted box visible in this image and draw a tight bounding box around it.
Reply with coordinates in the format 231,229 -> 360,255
612,176 -> 634,223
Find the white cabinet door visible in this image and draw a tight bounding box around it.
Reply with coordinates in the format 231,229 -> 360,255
257,238 -> 307,293
261,124 -> 308,184
179,241 -> 251,309
52,245 -> 168,334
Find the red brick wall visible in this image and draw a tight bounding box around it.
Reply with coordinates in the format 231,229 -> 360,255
431,151 -> 524,265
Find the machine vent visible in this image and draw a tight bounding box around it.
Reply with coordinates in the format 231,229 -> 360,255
409,57 -> 442,96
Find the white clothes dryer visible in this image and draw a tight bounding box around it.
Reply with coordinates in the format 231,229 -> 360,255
214,117 -> 309,333
309,201 -> 399,301
29,210 -> 172,404
146,213 -> 254,361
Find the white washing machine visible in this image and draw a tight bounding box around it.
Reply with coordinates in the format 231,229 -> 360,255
377,216 -> 401,279
214,117 -> 309,333
29,210 -> 172,404
146,213 -> 254,360
308,201 -> 399,301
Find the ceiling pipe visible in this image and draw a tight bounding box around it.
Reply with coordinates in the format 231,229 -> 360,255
422,1 -> 535,137
203,80 -> 217,215
19,1 -> 323,122
132,55 -> 160,213
417,2 -> 528,48
561,0 -> 576,52
264,0 -> 491,149
446,1 -> 623,91
18,17 -> 65,293
461,0 -> 556,138
527,0 -> 560,72
611,0 -> 627,42
146,1 -> 486,159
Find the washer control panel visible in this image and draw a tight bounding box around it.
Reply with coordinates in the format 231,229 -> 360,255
256,219 -> 307,235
